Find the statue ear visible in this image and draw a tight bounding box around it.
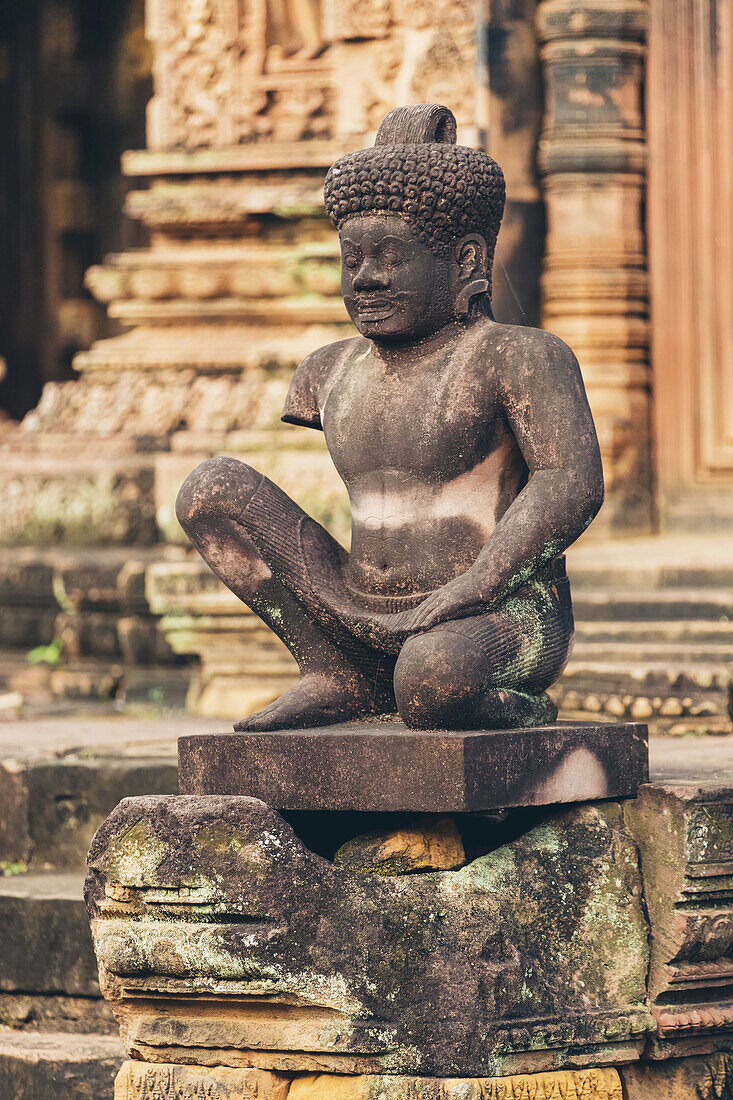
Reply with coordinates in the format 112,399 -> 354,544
453,234 -> 489,318
455,234 -> 488,280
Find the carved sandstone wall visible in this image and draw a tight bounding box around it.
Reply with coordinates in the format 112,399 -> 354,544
2,0 -> 698,720
0,0 -> 484,712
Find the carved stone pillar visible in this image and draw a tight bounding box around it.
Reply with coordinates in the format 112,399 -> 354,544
536,1 -> 651,535
646,0 -> 733,530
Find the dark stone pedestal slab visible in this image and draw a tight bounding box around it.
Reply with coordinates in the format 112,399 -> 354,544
178,719 -> 648,811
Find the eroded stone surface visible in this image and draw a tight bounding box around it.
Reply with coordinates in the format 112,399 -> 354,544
334,816 -> 466,874
624,785 -> 733,1057
86,794 -> 652,1076
621,1053 -> 733,1100
0,1028 -> 123,1097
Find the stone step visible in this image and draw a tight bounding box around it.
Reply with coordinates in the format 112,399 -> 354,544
1,752 -> 178,868
0,718 -> 182,870
0,714 -> 221,869
0,1028 -> 123,1099
571,588 -> 733,622
572,638 -> 733,662
0,544 -> 179,664
0,870 -> 118,1033
574,619 -> 733,645
0,647 -> 189,711
567,534 -> 733,589
563,657 -> 730,685
556,657 -> 731,732
0,874 -> 97,998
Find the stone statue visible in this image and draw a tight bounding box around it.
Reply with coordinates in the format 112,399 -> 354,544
175,103 -> 604,732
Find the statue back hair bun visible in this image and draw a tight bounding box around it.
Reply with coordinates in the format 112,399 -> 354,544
374,104 -> 458,146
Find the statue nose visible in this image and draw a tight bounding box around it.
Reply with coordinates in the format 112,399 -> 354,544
352,260 -> 390,291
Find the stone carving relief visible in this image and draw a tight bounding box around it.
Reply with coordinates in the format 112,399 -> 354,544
322,0 -> 392,40
115,1060 -> 289,1099
410,24 -> 478,123
147,0 -> 334,148
391,0 -> 474,28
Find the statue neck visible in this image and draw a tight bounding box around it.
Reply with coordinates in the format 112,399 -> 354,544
371,304 -> 493,365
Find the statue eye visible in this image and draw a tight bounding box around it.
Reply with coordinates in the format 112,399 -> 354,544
381,246 -> 404,266
342,251 -> 360,269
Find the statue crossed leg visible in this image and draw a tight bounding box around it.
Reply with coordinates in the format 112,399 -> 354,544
176,457 -> 573,731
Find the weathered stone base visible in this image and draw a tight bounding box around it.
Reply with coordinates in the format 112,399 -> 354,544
85,769 -> 733,1078
86,794 -> 655,1076
0,1029 -> 123,1098
115,1057 -> 733,1100
115,1063 -> 623,1100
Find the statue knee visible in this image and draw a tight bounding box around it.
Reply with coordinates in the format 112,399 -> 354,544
394,631 -> 485,729
175,456 -> 261,532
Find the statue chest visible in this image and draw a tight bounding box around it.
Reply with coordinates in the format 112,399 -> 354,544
322,352 -> 503,484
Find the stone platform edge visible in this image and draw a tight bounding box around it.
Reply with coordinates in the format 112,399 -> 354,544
177,719 -> 649,812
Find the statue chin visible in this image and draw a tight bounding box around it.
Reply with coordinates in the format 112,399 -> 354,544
350,308 -> 449,342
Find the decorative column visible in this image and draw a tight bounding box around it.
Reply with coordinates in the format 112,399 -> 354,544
646,0 -> 733,530
536,1 -> 651,535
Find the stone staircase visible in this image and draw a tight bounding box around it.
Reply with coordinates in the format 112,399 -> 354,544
0,714 -> 217,1097
558,537 -> 733,734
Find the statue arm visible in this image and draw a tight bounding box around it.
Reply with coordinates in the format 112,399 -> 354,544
476,332 -> 604,588
400,332 -> 604,633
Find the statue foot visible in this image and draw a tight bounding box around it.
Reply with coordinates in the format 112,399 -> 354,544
234,672 -> 390,732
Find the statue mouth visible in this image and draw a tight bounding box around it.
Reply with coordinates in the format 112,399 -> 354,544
352,297 -> 395,321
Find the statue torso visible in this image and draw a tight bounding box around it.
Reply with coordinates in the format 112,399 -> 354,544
319,319 -> 528,596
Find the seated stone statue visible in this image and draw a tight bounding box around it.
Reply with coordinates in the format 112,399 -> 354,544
176,103 -> 604,732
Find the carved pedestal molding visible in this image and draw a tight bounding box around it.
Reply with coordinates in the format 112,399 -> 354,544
115,1061 -> 290,1099
114,1063 -> 624,1100
114,1056 -> 733,1099
536,0 -> 652,534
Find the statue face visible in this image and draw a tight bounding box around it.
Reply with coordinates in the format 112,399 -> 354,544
340,215 -> 454,340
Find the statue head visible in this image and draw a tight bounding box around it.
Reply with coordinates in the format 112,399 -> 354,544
324,104 -> 505,341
